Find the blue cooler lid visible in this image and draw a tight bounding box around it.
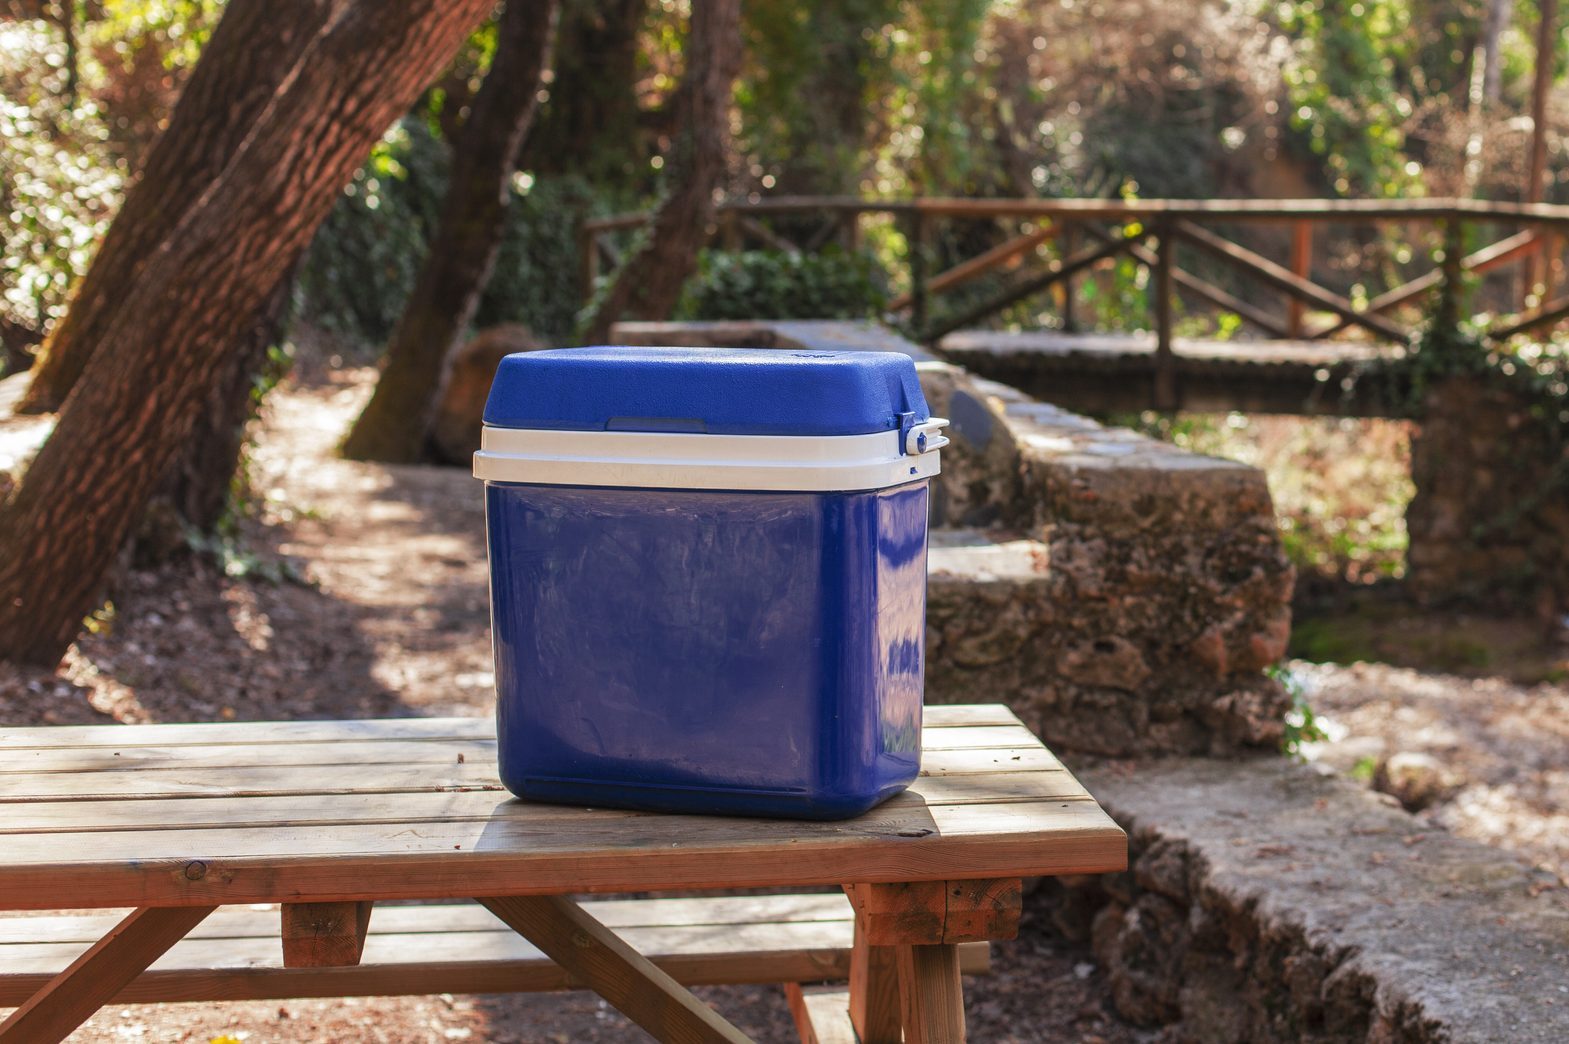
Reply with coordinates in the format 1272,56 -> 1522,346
482,346 -> 930,437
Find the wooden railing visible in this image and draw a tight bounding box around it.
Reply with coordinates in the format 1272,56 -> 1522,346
580,197 -> 1569,408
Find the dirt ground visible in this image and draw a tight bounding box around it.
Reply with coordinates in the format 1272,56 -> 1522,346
1294,658 -> 1569,886
0,367 -> 1163,1043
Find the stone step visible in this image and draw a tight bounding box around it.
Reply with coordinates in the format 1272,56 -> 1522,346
1049,755 -> 1569,1043
925,522 -> 1288,759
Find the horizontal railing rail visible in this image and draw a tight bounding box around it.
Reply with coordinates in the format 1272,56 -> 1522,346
580,197 -> 1569,409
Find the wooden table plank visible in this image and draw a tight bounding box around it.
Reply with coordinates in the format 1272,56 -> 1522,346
2,771 -> 1091,834
0,707 -> 1125,910
0,725 -> 1039,775
0,796 -> 1117,865
0,744 -> 1066,802
0,819 -> 1124,909
0,705 -> 1022,750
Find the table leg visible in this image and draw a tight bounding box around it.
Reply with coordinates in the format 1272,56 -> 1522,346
896,943 -> 966,1044
0,905 -> 215,1044
848,920 -> 901,1043
479,894 -> 752,1043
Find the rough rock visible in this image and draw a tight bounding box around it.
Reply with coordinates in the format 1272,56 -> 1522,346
1373,751 -> 1459,813
1039,755 -> 1569,1043
922,365 -> 1295,757
429,324 -> 544,464
1407,375 -> 1569,615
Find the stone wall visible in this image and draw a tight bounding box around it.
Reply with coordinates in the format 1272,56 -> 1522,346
1407,374 -> 1569,615
922,365 -> 1295,757
1039,755 -> 1569,1044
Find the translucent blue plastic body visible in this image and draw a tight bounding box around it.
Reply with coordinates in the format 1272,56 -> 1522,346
484,481 -> 929,819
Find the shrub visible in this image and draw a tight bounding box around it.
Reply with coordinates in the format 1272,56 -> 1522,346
677,248 -> 888,322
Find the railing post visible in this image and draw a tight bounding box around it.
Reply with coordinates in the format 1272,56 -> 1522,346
721,208 -> 742,252
1060,222 -> 1079,332
842,210 -> 862,253
1437,217 -> 1465,339
1153,220 -> 1177,411
907,210 -> 929,338
1544,230 -> 1560,304
1288,220 -> 1311,338
577,220 -> 598,311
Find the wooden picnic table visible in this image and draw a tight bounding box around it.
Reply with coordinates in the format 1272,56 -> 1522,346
0,703 -> 1126,1043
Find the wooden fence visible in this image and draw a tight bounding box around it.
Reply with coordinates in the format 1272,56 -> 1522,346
580,197 -> 1569,408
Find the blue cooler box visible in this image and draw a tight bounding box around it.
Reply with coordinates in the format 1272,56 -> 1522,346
472,346 -> 948,819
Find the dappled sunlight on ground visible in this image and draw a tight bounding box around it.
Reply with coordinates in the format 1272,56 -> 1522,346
1297,659 -> 1569,885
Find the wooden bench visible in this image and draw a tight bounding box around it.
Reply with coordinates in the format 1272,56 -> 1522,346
0,895 -> 988,1004
0,704 -> 1126,1042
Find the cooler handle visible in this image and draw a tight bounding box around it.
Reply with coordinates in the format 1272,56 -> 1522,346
904,417 -> 950,456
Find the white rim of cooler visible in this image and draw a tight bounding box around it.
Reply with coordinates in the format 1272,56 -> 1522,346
473,419 -> 948,492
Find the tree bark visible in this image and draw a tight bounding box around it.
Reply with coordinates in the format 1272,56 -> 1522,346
0,0 -> 495,666
342,0 -> 560,464
154,274 -> 294,535
522,0 -> 648,192
17,0 -> 349,413
579,0 -> 741,344
1481,0 -> 1511,106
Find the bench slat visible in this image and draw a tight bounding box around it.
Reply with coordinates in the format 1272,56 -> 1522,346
0,894 -> 854,944
0,898 -> 989,1006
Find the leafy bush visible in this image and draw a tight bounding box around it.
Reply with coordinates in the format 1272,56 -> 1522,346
475,175 -> 597,342
677,249 -> 888,322
297,121 -> 595,347
295,120 -> 447,346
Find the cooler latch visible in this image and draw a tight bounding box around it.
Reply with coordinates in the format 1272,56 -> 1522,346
903,417 -> 950,456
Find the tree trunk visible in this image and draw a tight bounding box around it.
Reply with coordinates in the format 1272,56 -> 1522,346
579,0 -> 741,345
342,0 -> 560,464
0,0 -> 494,667
522,0 -> 648,193
154,273 -> 294,535
17,0 -> 348,414
1481,0 -> 1511,106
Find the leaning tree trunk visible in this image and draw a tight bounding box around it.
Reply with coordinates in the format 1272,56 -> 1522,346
580,0 -> 741,344
343,0 -> 560,464
154,273 -> 294,534
18,0 -> 348,414
0,0 -> 494,667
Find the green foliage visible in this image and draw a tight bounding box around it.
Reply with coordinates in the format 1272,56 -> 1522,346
1269,663 -> 1328,758
296,120 -> 448,346
184,528 -> 311,585
0,20 -> 123,339
675,249 -> 890,322
738,0 -> 901,194
297,120 -> 596,346
475,175 -> 598,341
1277,0 -> 1421,197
